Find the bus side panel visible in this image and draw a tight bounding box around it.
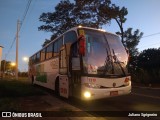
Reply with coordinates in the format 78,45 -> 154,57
59,75 -> 69,98
33,58 -> 59,90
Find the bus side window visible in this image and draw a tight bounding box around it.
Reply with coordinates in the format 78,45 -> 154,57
64,31 -> 77,44
54,41 -> 58,56
40,48 -> 46,61
54,37 -> 63,57
33,55 -> 36,63
36,52 -> 40,63
58,37 -> 63,51
29,57 -> 34,65
46,43 -> 53,59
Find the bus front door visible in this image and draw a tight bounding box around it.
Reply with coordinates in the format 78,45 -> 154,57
70,43 -> 82,99
59,45 -> 69,98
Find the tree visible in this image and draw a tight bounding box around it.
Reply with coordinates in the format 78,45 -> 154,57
123,28 -> 143,57
38,0 -> 112,41
112,6 -> 128,44
1,60 -> 15,72
39,0 -> 76,39
98,3 -> 143,66
73,0 -> 112,28
136,48 -> 160,83
99,4 -> 128,44
137,48 -> 160,70
38,0 -> 143,65
122,28 -> 143,76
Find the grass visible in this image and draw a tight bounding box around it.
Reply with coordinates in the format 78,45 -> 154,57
0,98 -> 19,111
0,77 -> 46,111
0,79 -> 46,97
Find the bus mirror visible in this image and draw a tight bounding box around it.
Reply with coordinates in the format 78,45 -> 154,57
125,47 -> 130,62
125,47 -> 129,55
78,35 -> 86,56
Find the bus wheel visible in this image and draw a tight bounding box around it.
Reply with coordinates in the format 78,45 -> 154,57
31,76 -> 34,85
55,78 -> 60,96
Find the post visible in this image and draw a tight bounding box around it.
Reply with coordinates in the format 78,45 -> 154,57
16,19 -> 20,80
3,55 -> 6,78
0,46 -> 3,79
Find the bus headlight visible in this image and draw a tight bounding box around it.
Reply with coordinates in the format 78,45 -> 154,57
84,83 -> 101,88
84,91 -> 91,98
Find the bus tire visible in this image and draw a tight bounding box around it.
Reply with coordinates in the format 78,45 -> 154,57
31,75 -> 34,85
55,77 -> 60,96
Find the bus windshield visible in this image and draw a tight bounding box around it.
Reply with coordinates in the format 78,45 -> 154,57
82,29 -> 128,77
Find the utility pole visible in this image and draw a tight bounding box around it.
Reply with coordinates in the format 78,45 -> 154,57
16,19 -> 20,80
0,46 -> 3,79
3,54 -> 6,79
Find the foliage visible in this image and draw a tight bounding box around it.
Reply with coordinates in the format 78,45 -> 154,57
39,0 -> 141,51
123,28 -> 143,57
102,4 -> 144,72
134,48 -> 160,83
18,72 -> 28,77
1,60 -> 15,72
38,0 -> 113,41
100,4 -> 128,43
39,0 -> 160,85
113,6 -> 128,44
42,39 -> 51,47
137,48 -> 160,70
74,0 -> 112,28
39,0 -> 76,40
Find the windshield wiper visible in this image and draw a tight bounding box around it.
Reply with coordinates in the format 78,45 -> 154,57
102,48 -> 114,75
112,49 -> 126,76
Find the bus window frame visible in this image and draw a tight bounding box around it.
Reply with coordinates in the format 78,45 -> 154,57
40,48 -> 46,62
64,30 -> 77,44
46,43 -> 53,60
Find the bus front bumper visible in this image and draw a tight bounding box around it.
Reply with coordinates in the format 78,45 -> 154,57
81,84 -> 131,100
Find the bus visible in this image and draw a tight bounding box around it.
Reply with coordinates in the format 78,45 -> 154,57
29,26 -> 131,100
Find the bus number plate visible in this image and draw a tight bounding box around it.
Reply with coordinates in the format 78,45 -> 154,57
110,91 -> 118,96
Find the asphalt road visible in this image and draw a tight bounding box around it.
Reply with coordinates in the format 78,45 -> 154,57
1,82 -> 159,120
60,86 -> 160,120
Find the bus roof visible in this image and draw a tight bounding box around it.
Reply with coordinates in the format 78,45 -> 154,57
30,26 -> 118,58
69,26 -> 118,36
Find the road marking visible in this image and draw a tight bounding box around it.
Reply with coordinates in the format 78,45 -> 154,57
133,86 -> 160,90
131,93 -> 160,100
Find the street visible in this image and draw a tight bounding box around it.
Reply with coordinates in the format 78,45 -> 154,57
57,86 -> 160,120
0,82 -> 160,120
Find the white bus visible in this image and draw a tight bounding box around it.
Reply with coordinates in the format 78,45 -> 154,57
29,26 -> 131,100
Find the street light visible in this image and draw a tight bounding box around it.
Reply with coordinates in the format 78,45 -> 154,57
23,57 -> 29,62
11,62 -> 16,67
22,56 -> 29,72
10,62 -> 16,77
